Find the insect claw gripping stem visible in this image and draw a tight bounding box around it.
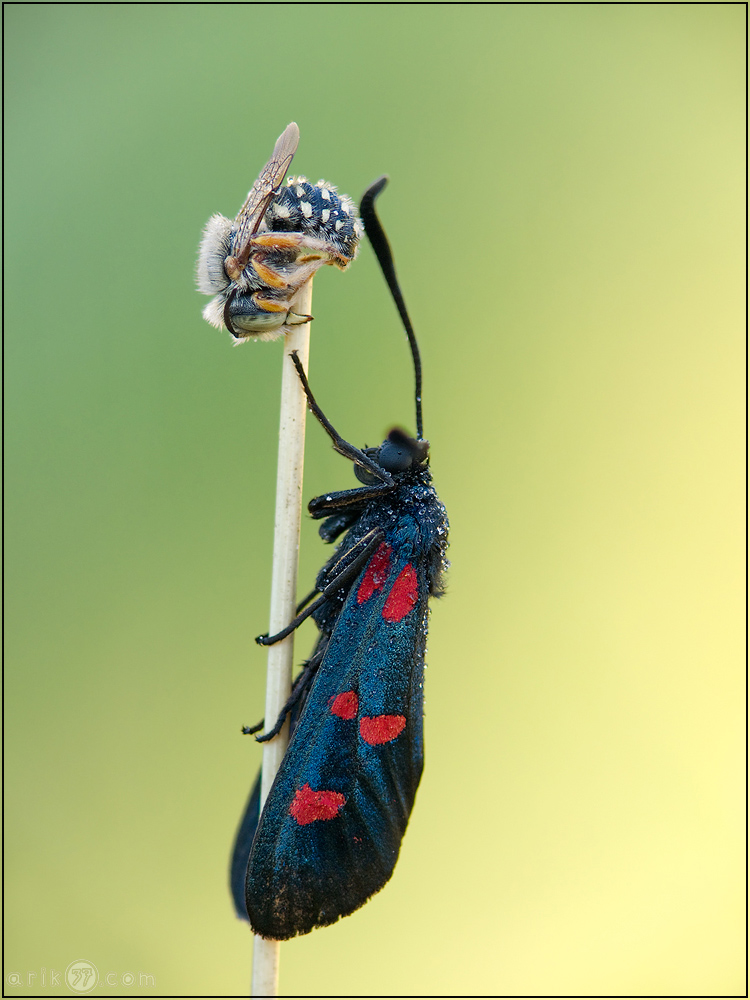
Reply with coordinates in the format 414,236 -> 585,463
255,596 -> 325,646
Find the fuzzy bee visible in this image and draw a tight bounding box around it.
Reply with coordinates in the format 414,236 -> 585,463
198,122 -> 362,342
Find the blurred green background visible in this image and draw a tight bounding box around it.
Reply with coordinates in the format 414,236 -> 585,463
5,4 -> 744,996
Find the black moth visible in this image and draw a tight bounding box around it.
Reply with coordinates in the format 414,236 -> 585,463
230,177 -> 449,940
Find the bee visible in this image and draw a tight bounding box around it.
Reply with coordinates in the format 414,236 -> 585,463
198,122 -> 362,342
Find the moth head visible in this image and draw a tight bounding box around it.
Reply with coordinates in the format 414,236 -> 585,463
354,429 -> 429,484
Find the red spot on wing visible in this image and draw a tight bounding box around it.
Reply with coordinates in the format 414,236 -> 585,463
329,690 -> 358,719
289,784 -> 346,825
359,714 -> 407,745
357,542 -> 392,604
382,564 -> 418,622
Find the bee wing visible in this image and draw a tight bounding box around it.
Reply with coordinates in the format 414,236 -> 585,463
245,545 -> 428,940
232,121 -> 300,261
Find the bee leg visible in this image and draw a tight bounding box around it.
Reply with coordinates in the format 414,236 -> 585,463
250,292 -> 313,326
248,293 -> 291,314
251,232 -> 354,269
251,258 -> 293,290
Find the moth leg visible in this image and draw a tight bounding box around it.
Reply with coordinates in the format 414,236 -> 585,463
318,507 -> 361,543
241,719 -> 264,736
295,588 -> 320,614
255,529 -> 384,646
244,657 -> 315,742
291,536 -> 376,619
253,642 -> 326,743
243,635 -> 329,742
308,483 -> 394,518
321,527 -> 384,578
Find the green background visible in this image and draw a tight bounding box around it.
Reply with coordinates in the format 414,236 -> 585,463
5,4 -> 744,996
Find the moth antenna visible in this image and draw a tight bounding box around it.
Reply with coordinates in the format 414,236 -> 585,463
360,177 -> 424,441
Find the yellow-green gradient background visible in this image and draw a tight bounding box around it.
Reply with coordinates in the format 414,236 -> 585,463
5,5 -> 744,996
